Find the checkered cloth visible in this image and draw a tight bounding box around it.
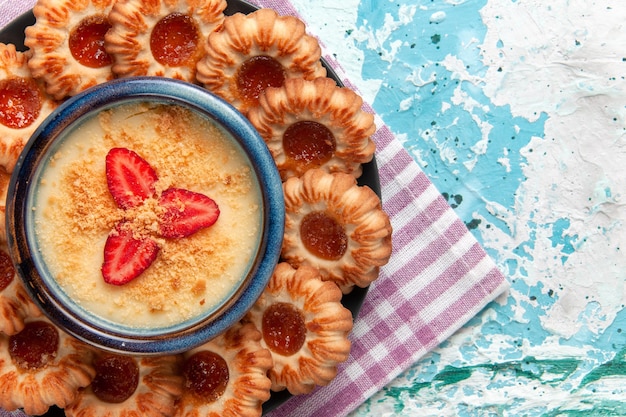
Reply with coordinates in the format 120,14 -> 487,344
0,1 -> 509,416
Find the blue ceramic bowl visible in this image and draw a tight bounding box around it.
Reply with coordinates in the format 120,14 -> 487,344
6,77 -> 284,355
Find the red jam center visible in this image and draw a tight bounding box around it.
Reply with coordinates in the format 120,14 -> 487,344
183,351 -> 229,402
0,77 -> 42,129
283,120 -> 336,168
262,302 -> 306,356
0,249 -> 14,292
236,55 -> 286,106
69,15 -> 113,68
300,212 -> 348,260
91,354 -> 139,403
9,321 -> 59,370
150,12 -> 199,66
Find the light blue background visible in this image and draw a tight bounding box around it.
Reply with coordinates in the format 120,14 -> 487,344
292,0 -> 626,415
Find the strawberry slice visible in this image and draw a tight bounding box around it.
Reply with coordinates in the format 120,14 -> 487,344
101,223 -> 160,285
158,188 -> 220,238
106,148 -> 158,209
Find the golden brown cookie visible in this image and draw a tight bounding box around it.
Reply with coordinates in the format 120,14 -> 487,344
0,317 -> 96,415
0,242 -> 42,335
248,77 -> 376,181
0,42 -> 57,172
65,353 -> 183,417
24,0 -> 117,100
105,0 -> 227,81
175,322 -> 272,417
282,169 -> 393,293
0,169 -> 9,243
196,8 -> 327,114
244,262 -> 353,395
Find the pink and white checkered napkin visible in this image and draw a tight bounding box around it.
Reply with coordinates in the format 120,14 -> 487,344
0,1 -> 509,416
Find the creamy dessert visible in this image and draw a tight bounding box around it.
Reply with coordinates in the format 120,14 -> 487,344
30,101 -> 262,329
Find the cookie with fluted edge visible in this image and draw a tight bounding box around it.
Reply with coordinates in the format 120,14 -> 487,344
248,76 -> 376,181
244,262 -> 353,395
0,242 -> 42,336
105,0 -> 226,81
0,42 -> 58,172
0,316 -> 96,415
24,0 -> 116,100
175,322 -> 272,417
65,353 -> 183,417
0,170 -> 9,243
196,8 -> 327,114
282,169 -> 392,293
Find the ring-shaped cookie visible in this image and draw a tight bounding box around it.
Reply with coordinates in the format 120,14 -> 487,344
0,43 -> 57,172
196,8 -> 327,114
175,322 -> 272,417
282,169 -> 393,293
248,77 -> 376,181
244,262 -> 353,395
0,242 -> 42,335
65,353 -> 183,417
0,317 -> 95,415
105,0 -> 227,81
24,0 -> 117,100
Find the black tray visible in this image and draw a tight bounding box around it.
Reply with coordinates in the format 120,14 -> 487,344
0,1 -> 379,415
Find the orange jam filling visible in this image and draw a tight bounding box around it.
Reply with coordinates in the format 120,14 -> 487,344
183,351 -> 229,402
300,211 -> 348,260
0,77 -> 42,129
69,15 -> 113,68
236,55 -> 286,106
262,302 -> 306,356
283,120 -> 336,169
9,321 -> 59,370
150,12 -> 200,66
91,354 -> 139,403
0,249 -> 14,291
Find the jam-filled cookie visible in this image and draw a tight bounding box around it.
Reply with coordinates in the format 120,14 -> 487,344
282,169 -> 393,293
105,0 -> 227,81
196,8 -> 327,114
0,242 -> 42,335
24,0 -> 117,100
0,43 -> 57,172
65,353 -> 183,417
244,262 -> 353,395
0,317 -> 95,415
0,169 -> 9,243
175,322 -> 272,417
248,77 -> 376,181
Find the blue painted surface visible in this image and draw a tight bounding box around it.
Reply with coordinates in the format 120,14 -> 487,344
291,0 -> 626,414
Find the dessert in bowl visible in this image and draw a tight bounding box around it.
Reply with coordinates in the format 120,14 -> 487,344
0,3 -> 394,415
5,76 -> 285,355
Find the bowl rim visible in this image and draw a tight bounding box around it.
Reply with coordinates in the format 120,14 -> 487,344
6,77 -> 285,354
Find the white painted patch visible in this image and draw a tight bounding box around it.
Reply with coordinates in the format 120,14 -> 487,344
479,0 -> 626,338
430,11 -> 447,24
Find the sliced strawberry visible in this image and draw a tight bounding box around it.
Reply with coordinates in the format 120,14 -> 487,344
158,188 -> 220,239
101,223 -> 160,285
106,148 -> 158,209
